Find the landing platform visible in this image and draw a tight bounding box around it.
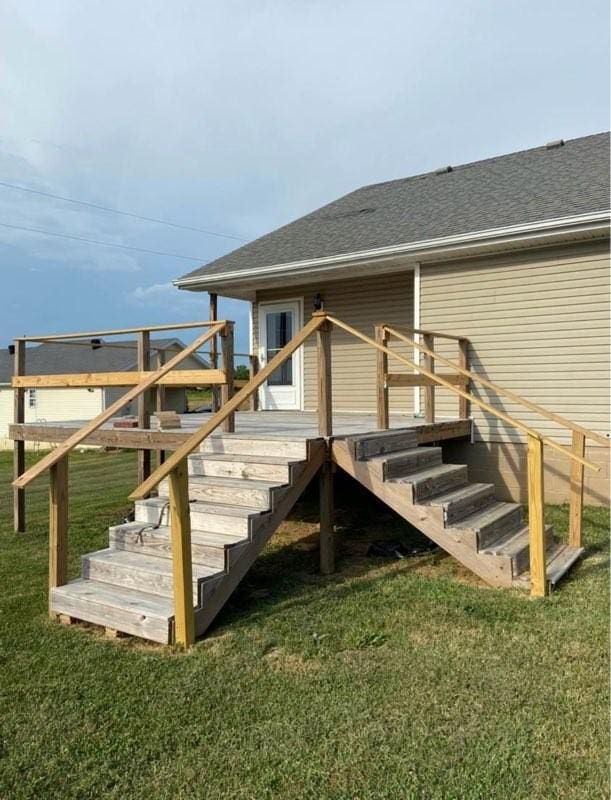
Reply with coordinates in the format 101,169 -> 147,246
10,411 -> 471,449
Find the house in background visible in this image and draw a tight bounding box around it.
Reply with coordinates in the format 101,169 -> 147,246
175,132 -> 610,505
0,338 -> 208,449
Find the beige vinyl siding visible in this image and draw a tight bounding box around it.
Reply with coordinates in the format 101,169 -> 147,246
419,243 -> 610,445
254,271 -> 415,413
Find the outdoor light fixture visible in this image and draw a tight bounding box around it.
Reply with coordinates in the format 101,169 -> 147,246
313,293 -> 324,311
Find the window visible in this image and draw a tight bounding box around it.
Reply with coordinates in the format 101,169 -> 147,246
28,389 -> 37,409
266,311 -> 293,385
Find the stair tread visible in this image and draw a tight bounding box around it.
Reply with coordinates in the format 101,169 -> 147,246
367,447 -> 441,466
207,433 -> 310,443
84,548 -> 223,582
391,463 -> 467,485
110,521 -> 247,547
513,544 -> 584,588
426,482 -> 495,506
138,496 -> 264,518
52,578 -> 175,618
482,524 -> 553,557
453,501 -> 522,530
189,453 -> 301,466
180,474 -> 283,490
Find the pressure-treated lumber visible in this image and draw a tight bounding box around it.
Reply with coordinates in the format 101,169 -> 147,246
422,334 -> 435,423
13,339 -> 25,532
385,325 -> 609,448
130,314 -> 325,500
156,350 -> 166,466
220,322 -> 235,433
49,456 -> 69,615
18,319 -> 226,341
568,431 -> 585,548
210,293 -> 220,413
319,460 -> 335,574
168,460 -> 195,647
316,318 -> 332,436
12,369 -> 226,388
14,322 -> 226,490
326,316 -> 597,471
527,434 -> 547,598
458,338 -> 470,419
137,331 -> 151,490
386,373 -> 467,387
375,325 -> 389,430
249,355 -> 259,411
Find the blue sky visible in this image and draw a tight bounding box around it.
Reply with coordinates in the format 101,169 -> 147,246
1,0 -> 609,357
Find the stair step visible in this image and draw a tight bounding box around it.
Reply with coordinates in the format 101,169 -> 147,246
82,548 -> 223,605
392,463 -> 468,502
135,496 -> 263,536
159,475 -> 281,510
368,446 -> 443,479
188,452 -> 300,482
200,434 -> 308,459
427,483 -> 496,525
482,524 -> 555,576
512,543 -> 585,590
455,502 -> 523,548
347,429 -> 419,460
109,522 -> 247,569
50,579 -> 173,643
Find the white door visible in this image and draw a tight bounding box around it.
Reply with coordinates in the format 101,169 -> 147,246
258,300 -> 303,410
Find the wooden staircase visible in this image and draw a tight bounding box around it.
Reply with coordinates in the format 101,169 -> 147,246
332,429 -> 584,591
50,435 -> 325,643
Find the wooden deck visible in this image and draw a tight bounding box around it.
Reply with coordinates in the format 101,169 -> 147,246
10,411 -> 472,449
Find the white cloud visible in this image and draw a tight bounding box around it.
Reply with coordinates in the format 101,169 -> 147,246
130,282 -> 202,307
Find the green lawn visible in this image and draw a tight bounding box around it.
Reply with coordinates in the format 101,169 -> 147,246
0,450 -> 608,799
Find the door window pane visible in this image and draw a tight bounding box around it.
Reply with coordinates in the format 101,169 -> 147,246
266,310 -> 293,385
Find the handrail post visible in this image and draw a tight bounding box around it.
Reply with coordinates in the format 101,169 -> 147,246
568,431 -> 585,548
137,330 -> 151,491
422,333 -> 435,423
49,455 -> 69,616
13,339 -> 26,532
375,325 -> 389,430
168,459 -> 195,647
209,292 -> 220,413
527,434 -> 547,597
221,322 -> 235,432
156,349 -> 166,467
316,316 -> 332,437
249,355 -> 259,411
458,338 -> 470,419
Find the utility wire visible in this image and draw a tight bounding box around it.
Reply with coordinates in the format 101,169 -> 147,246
0,180 -> 245,242
0,221 -> 205,261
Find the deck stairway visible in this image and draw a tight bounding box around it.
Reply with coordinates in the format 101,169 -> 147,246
332,429 -> 584,591
50,435 -> 324,643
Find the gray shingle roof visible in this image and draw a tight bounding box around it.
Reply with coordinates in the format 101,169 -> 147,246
178,132 -> 610,282
0,338 -> 206,384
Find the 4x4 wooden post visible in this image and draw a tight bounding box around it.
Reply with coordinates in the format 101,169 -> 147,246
137,331 -> 151,490
169,459 -> 195,647
221,322 -> 235,432
13,339 -> 25,532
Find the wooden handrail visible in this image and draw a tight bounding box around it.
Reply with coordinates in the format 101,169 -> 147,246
327,316 -> 597,471
382,324 -> 468,342
13,322 -> 226,490
384,325 -> 609,449
16,319 -> 223,342
129,314 -> 327,500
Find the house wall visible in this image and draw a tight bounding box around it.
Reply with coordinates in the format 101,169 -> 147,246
419,241 -> 610,504
254,271 -> 415,414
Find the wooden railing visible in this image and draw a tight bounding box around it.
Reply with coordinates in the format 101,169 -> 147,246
13,311 -> 607,646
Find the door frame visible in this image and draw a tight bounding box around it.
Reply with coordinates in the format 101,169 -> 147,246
257,297 -> 304,411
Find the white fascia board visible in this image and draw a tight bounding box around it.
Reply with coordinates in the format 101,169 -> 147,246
174,211 -> 610,290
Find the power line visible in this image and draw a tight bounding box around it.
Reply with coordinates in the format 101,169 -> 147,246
0,221 -> 205,261
0,180 -> 245,242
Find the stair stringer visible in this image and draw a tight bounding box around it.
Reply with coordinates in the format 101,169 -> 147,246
331,439 -> 514,588
192,439 -> 327,638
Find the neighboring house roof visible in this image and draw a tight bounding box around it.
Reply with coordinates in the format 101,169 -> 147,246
0,338 -> 208,385
176,132 -> 610,288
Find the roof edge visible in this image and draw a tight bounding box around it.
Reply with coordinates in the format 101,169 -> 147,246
174,211 -> 610,290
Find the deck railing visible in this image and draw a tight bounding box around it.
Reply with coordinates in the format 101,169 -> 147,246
12,311 -> 607,646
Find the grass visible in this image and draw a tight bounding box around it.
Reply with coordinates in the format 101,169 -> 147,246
0,449 -> 608,799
